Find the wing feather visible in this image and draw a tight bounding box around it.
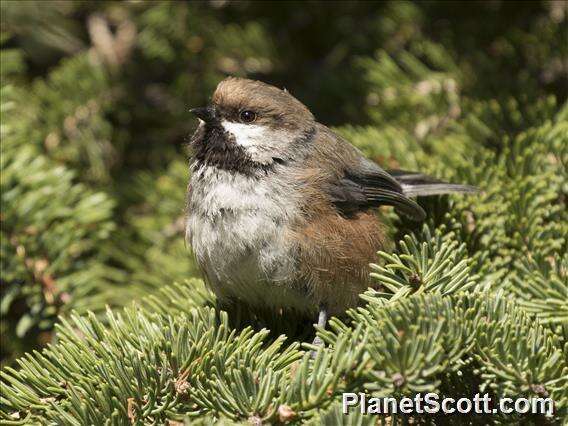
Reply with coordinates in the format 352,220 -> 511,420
327,160 -> 426,221
313,125 -> 475,222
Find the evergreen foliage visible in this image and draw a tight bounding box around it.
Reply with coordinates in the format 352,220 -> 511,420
1,1 -> 566,424
0,84 -> 119,363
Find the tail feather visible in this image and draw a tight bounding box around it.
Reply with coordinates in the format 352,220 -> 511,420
388,169 -> 478,197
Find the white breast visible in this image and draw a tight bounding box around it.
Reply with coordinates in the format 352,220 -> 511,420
186,165 -> 310,311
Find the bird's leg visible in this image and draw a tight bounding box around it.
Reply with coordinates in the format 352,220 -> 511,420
311,306 -> 327,348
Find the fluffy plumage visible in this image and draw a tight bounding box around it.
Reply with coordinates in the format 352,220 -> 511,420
186,77 -> 475,315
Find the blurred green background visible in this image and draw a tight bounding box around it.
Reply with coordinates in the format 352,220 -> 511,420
1,0 -> 566,365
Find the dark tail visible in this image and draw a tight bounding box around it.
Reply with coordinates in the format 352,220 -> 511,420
388,170 -> 478,197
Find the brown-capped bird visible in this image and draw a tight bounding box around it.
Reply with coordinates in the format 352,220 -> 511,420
186,77 -> 475,337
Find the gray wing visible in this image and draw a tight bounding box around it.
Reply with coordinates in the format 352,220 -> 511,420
327,157 -> 427,221
315,124 -> 476,221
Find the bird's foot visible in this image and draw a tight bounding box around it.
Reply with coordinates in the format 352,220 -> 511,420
310,307 -> 327,358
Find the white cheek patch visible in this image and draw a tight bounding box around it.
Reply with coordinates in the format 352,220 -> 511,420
221,120 -> 268,148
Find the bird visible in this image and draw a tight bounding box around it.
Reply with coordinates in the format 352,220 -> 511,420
185,77 -> 476,342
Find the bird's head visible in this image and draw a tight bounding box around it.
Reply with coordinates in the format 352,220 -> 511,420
190,77 -> 315,173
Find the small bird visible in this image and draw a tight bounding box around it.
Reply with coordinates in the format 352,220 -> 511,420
186,77 -> 475,339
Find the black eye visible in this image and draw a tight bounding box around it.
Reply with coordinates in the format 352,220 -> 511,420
239,110 -> 257,123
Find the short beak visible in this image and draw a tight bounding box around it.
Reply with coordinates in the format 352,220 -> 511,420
190,106 -> 216,123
